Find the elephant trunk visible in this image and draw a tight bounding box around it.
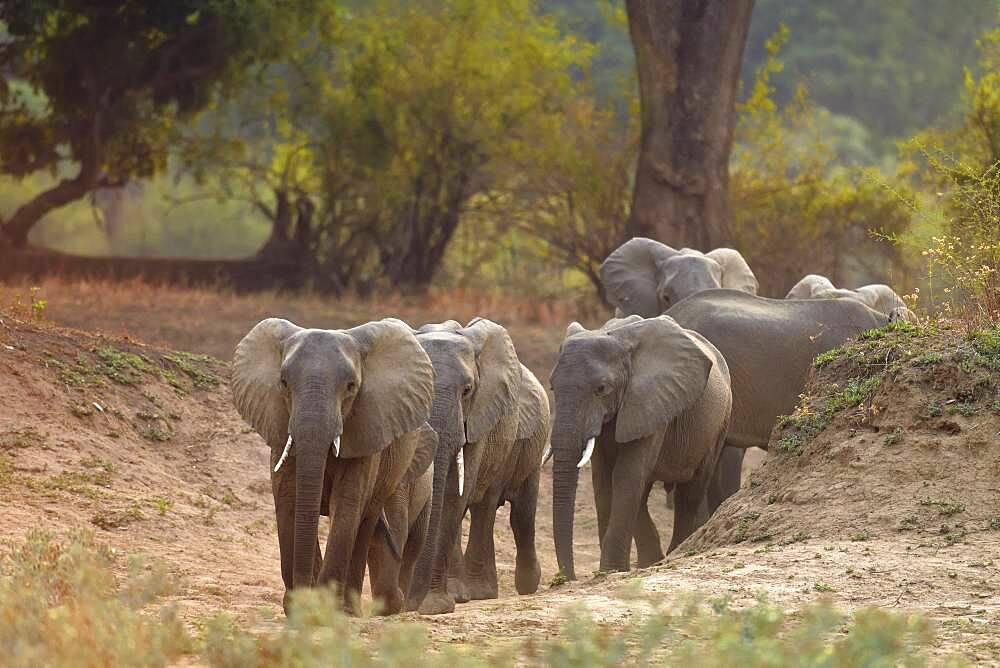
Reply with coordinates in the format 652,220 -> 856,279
407,393 -> 462,607
290,401 -> 340,590
551,428 -> 581,582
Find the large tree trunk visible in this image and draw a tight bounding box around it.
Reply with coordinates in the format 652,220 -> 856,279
625,0 -> 754,250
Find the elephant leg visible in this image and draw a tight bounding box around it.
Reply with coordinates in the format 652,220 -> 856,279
272,462 -> 298,614
591,442 -> 614,550
368,495 -> 408,616
669,469 -> 714,553
634,481 -> 664,568
707,445 -> 744,514
600,444 -> 650,573
344,513 -> 377,615
464,487 -> 502,601
447,523 -> 470,603
509,468 -> 541,595
317,459 -> 367,599
400,503 -> 430,601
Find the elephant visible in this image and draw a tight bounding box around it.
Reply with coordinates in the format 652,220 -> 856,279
600,237 -> 757,510
367,463 -> 433,615
662,289 -> 890,457
231,317 -> 435,613
549,315 -> 732,580
600,237 -> 758,317
786,274 -> 917,321
404,318 -> 550,616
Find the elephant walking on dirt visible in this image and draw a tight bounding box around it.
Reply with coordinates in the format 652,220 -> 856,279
231,318 -> 435,613
367,465 -> 433,615
549,315 -> 732,580
404,319 -> 550,616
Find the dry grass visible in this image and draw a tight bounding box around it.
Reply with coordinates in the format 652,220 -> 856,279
0,278 -> 588,376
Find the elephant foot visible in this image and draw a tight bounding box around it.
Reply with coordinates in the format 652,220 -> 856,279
514,557 -> 541,595
448,576 -> 470,604
375,588 -> 404,616
282,590 -> 293,617
465,576 -> 498,601
418,589 -> 456,615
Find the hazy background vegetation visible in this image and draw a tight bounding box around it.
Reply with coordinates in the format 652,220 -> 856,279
1,0 -> 997,305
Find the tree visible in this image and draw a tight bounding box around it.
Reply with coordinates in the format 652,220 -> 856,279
624,0 -> 755,250
187,0 -> 589,291
0,0 -> 320,248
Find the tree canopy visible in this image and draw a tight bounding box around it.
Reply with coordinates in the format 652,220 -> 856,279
0,0 -> 322,247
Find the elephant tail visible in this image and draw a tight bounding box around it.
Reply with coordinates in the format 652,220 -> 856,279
377,509 -> 402,562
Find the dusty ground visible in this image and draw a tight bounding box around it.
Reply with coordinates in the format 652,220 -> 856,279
1,281 -> 998,663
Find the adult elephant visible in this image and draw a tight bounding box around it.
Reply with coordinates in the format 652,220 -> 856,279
405,318 -> 549,616
786,274 -> 916,321
665,289 -> 889,453
600,237 -> 758,317
231,317 -> 435,613
600,236 -> 757,509
549,315 -> 732,580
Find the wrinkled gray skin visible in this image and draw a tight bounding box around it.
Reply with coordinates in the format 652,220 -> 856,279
786,274 -> 917,322
404,319 -> 550,616
600,237 -> 759,316
231,318 -> 435,614
599,237 -> 758,510
665,290 -> 889,452
549,315 -> 732,580
367,465 -> 433,615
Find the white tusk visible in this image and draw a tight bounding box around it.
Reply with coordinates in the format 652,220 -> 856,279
541,444 -> 552,466
274,435 -> 293,473
577,436 -> 596,469
456,448 -> 465,496
332,435 -> 341,458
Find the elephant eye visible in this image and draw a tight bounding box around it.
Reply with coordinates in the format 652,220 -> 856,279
462,384 -> 473,397
595,383 -> 609,397
279,377 -> 288,389
346,380 -> 357,394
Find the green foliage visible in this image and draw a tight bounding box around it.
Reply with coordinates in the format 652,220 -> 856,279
0,531 -> 188,666
0,1 -> 321,246
730,26 -> 915,295
743,1 -> 998,143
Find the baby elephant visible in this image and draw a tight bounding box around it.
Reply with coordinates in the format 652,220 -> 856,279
367,463 -> 433,615
549,315 -> 732,580
786,274 -> 917,322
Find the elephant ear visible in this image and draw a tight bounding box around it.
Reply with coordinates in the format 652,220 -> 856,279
706,248 -> 759,295
599,314 -> 643,332
402,422 -> 438,484
786,274 -> 834,299
461,318 -> 521,444
515,364 -> 549,441
343,318 -> 435,458
607,315 -> 713,444
231,318 -> 302,449
565,321 -> 587,338
600,237 -> 677,317
418,320 -> 463,334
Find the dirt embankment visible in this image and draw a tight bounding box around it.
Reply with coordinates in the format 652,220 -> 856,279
1,298 -> 998,663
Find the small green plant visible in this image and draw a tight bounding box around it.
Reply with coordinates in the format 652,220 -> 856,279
70,404 -> 93,418
734,511 -> 761,542
96,346 -> 155,385
948,401 -> 976,416
162,352 -> 220,389
990,517 -> 1000,530
923,400 -> 944,418
920,499 -> 965,516
899,516 -> 919,531
149,496 -> 173,516
849,530 -> 871,542
91,505 -> 144,530
813,347 -> 843,368
549,570 -> 569,587
813,582 -> 836,593
776,431 -> 804,453
0,427 -> 45,452
883,427 -> 904,446
912,351 -> 942,366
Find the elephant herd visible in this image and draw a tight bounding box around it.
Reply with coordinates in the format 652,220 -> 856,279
232,236 -> 914,616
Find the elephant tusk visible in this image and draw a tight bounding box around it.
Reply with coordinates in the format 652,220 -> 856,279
541,444 -> 553,466
456,447 -> 465,496
332,435 -> 341,458
577,436 -> 596,469
274,435 -> 293,473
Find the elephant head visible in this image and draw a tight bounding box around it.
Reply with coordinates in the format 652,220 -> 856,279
785,273 -> 836,300
548,315 -> 713,580
600,238 -> 758,316
416,318 -> 521,495
231,317 -> 434,590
